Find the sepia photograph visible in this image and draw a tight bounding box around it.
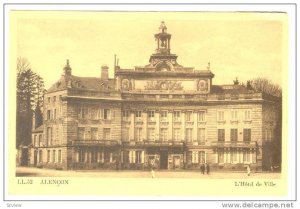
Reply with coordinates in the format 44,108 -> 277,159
15,12 -> 283,178
4,3 -> 296,200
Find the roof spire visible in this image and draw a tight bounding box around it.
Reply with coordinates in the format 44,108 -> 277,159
64,59 -> 72,76
207,62 -> 211,70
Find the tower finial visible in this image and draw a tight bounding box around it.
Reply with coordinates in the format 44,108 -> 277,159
207,62 -> 211,70
159,21 -> 167,33
64,59 -> 72,76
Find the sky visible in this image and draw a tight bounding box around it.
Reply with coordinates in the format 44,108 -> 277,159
11,11 -> 286,89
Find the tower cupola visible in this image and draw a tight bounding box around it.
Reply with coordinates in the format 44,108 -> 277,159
63,59 -> 72,76
154,21 -> 172,54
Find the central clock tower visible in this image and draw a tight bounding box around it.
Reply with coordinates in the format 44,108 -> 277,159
115,21 -> 214,94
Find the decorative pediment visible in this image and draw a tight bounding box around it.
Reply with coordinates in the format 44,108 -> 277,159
155,61 -> 173,71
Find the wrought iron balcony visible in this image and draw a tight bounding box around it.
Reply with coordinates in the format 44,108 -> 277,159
72,140 -> 119,146
122,140 -> 185,147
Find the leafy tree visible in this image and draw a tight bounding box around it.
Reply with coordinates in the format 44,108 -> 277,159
16,58 -> 45,148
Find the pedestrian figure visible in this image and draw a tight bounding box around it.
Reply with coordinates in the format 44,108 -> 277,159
247,165 -> 251,176
206,163 -> 210,175
151,168 -> 155,179
200,164 -> 205,174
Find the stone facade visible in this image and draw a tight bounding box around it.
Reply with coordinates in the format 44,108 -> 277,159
29,22 -> 281,171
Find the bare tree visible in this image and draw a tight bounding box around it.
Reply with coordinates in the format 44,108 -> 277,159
246,78 -> 282,97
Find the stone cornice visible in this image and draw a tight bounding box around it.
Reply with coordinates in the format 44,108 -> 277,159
115,70 -> 214,78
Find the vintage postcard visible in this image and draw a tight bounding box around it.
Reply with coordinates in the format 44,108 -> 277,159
2,3 -> 297,204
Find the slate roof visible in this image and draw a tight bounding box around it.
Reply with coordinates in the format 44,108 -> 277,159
32,125 -> 43,133
47,75 -> 115,93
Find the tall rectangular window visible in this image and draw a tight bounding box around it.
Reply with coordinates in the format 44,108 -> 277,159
185,111 -> 193,122
243,149 -> 251,162
218,150 -> 224,163
91,148 -> 98,163
39,150 -> 43,163
230,129 -> 238,142
148,128 -> 155,141
136,151 -> 143,163
103,128 -> 111,140
135,111 -> 142,120
245,110 -> 251,120
79,149 -> 85,162
91,128 -> 98,140
231,149 -> 238,163
218,111 -> 225,121
53,125 -> 61,144
160,128 -> 168,141
78,107 -> 89,119
98,150 -> 104,163
129,151 -> 136,163
54,109 -> 57,119
173,111 -> 181,122
33,135 -> 37,147
199,151 -> 206,163
243,129 -> 251,142
47,127 -> 52,145
122,110 -> 129,121
231,110 -> 238,120
123,128 -> 129,141
198,111 -> 205,122
38,134 -> 42,146
58,150 -> 61,163
148,110 -> 155,121
91,108 -> 98,120
198,128 -> 205,142
160,111 -> 168,121
53,96 -> 56,102
186,128 -> 193,142
192,151 -> 199,164
47,150 -> 50,162
173,128 -> 181,141
265,129 -> 273,141
135,128 -> 142,141
218,129 -> 225,142
52,150 -> 56,163
47,110 -> 51,120
78,127 -> 85,140
103,109 -> 111,120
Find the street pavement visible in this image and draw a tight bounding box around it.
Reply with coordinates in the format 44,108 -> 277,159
16,166 -> 281,178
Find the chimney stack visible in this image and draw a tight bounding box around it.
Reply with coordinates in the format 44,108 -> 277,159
101,64 -> 109,80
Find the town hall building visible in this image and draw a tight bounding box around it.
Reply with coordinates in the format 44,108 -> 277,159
29,22 -> 281,171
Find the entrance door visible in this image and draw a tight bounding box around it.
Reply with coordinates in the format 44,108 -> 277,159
173,156 -> 181,169
160,151 -> 168,169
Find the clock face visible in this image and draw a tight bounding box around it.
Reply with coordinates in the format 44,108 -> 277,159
198,80 -> 208,92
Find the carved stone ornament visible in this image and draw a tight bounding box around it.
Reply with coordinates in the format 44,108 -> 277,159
144,80 -> 183,90
122,79 -> 131,90
198,79 -> 208,91
155,61 -> 173,71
